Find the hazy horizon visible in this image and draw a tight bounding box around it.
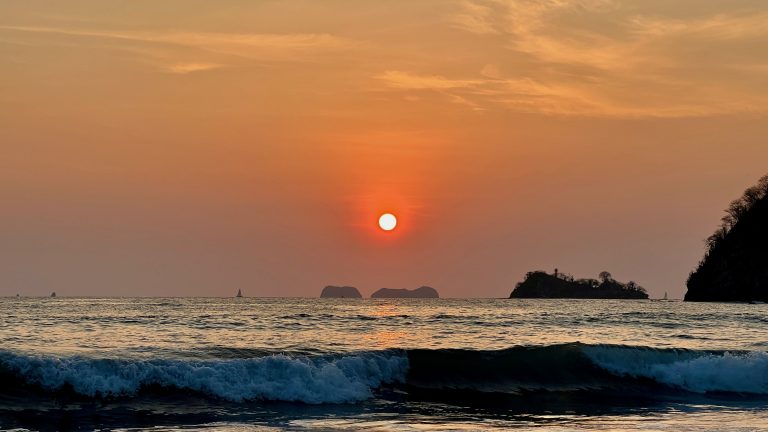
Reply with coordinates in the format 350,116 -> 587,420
2,0 -> 768,298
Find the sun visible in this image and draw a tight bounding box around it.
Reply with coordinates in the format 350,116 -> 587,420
378,213 -> 397,231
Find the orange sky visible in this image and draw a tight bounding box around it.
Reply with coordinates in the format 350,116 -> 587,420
1,0 -> 767,297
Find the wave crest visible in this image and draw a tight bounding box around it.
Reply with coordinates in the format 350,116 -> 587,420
0,351 -> 408,404
583,345 -> 768,394
405,343 -> 768,396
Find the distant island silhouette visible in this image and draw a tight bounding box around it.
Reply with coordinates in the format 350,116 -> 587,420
320,286 -> 362,298
371,286 -> 439,298
685,174 -> 768,302
509,270 -> 648,299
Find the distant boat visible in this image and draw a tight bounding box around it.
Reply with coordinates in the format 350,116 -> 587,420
236,289 -> 243,298
50,292 -> 56,298
663,292 -> 668,300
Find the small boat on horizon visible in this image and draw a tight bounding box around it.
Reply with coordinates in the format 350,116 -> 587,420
236,289 -> 243,298
50,292 -> 56,298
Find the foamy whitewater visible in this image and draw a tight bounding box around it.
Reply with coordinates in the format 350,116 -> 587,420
1,298 -> 767,430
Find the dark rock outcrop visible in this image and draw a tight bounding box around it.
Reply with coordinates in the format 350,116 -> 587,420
685,175 -> 768,302
509,271 -> 648,299
371,286 -> 439,298
320,286 -> 362,298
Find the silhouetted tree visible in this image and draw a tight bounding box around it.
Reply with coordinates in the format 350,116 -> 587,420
599,271 -> 612,283
625,281 -> 647,294
705,174 -> 768,255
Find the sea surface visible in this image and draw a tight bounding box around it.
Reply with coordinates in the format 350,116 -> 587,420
1,297 -> 767,431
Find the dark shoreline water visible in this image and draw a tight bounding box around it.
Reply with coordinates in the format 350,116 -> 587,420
1,297 -> 767,430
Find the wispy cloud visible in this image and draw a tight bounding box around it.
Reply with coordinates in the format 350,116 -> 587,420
0,26 -> 354,52
449,1 -> 500,35
164,62 -> 223,74
0,25 -> 358,72
2,2 -> 766,118
376,70 -> 601,115
377,70 -> 557,97
629,13 -> 768,40
376,71 -> 483,90
406,0 -> 768,117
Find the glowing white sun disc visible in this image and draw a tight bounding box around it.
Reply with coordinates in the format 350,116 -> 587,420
378,213 -> 397,231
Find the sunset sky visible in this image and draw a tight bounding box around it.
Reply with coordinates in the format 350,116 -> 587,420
1,0 -> 767,298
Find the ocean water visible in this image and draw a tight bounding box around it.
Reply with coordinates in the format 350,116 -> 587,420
1,297 -> 767,431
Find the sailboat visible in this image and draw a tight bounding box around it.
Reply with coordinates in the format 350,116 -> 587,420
663,292 -> 668,300
236,289 -> 243,298
50,292 -> 56,298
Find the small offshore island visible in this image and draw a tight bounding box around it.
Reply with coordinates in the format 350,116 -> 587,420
320,286 -> 363,298
371,286 -> 439,298
685,174 -> 768,302
510,270 -> 648,299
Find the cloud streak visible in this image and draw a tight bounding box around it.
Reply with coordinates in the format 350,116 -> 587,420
376,70 -> 602,116
0,25 -> 358,73
164,62 -> 223,74
397,0 -> 768,117
0,26 -> 354,52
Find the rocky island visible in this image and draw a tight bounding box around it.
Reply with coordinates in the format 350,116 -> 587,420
320,285 -> 362,298
370,286 -> 439,298
685,174 -> 768,302
509,270 -> 648,299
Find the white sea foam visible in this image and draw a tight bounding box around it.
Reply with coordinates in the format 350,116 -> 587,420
584,345 -> 768,394
0,351 -> 408,404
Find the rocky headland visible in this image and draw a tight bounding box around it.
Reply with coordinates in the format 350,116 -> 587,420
685,174 -> 768,302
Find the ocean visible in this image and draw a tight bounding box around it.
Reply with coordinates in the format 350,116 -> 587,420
1,297 -> 767,431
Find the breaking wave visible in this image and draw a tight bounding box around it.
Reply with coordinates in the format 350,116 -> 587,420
1,343 -> 766,404
583,344 -> 768,394
0,350 -> 407,404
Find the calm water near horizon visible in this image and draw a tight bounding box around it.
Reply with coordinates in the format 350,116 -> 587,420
1,297 -> 767,431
